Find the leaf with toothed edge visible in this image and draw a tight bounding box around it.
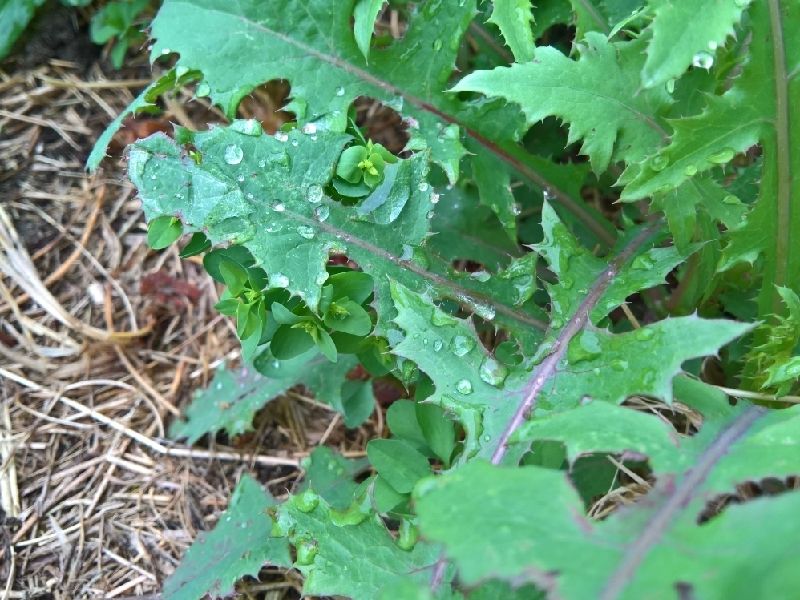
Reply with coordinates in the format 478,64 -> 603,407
163,475 -> 290,600
170,352 -> 359,443
416,398 -> 800,598
128,124 -> 548,348
109,0 -> 617,248
453,34 -> 672,172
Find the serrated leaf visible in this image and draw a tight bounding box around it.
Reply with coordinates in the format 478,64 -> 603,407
169,363 -> 289,444
128,125 -> 547,339
87,70 -> 192,171
277,495 -> 440,598
138,0 -> 613,246
535,202 -> 690,326
454,33 -> 671,171
416,399 -> 800,596
171,351 -> 358,443
621,1 -> 800,321
163,475 -> 290,600
390,280 -> 531,462
488,0 -> 536,62
641,0 -> 750,88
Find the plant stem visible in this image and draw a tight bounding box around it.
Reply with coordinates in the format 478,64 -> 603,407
430,219 -> 663,592
599,405 -> 766,600
767,0 -> 792,315
490,219 -> 663,464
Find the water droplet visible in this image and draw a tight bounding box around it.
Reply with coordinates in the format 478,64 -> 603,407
224,144 -> 244,165
431,193 -> 440,204
433,339 -> 443,352
666,78 -> 675,94
433,39 -> 443,51
297,225 -> 316,239
273,202 -> 286,212
291,139 -> 299,147
161,47 -> 171,55
692,52 -> 714,69
302,123 -> 318,135
426,210 -> 435,219
314,205 -> 330,221
479,357 -> 509,387
635,327 -> 656,341
722,194 -> 740,205
470,270 -> 491,283
231,119 -> 262,136
568,331 -> 602,364
400,244 -> 414,261
472,302 -> 496,321
455,379 -> 473,394
452,335 -> 475,357
266,222 -> 282,233
271,273 -> 289,288
708,148 -> 735,164
258,159 -> 266,168
632,254 -> 655,270
336,86 -> 345,96
431,311 -> 458,327
237,175 -> 245,182
482,434 -> 491,443
275,132 -> 289,143
708,40 -> 718,50
512,203 -> 522,216
642,369 -> 657,386
560,276 -> 574,290
650,155 -> 669,172
684,164 -> 698,176
611,359 -> 628,372
307,184 -> 324,204
295,490 -> 319,513
418,182 -> 430,192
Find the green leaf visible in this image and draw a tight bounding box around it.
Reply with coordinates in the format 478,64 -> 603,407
622,1 -> 800,321
163,475 -> 290,600
414,460 -> 590,584
143,0 -> 614,246
218,258 -> 249,296
179,232 -> 212,257
416,402 -> 456,465
515,401 -> 677,463
353,0 -> 384,60
301,446 -> 369,510
325,299 -> 373,336
417,390 -> 800,597
129,126 -> 546,340
367,438 -> 431,493
87,70 -> 193,171
0,0 -> 45,59
146,215 -> 183,249
169,363 -> 289,444
641,0 -> 751,88
276,495 -> 440,598
341,380 -> 376,427
387,399 -> 430,452
534,202 -> 689,326
488,0 -> 536,63
271,326 -> 316,360
453,34 -> 671,171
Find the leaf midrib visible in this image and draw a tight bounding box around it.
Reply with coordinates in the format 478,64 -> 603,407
169,1 -> 616,247
767,0 -> 793,314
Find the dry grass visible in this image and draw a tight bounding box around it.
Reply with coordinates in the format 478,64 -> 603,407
0,44 -> 365,599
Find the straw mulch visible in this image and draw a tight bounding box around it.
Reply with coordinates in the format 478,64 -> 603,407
0,20 -> 370,600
